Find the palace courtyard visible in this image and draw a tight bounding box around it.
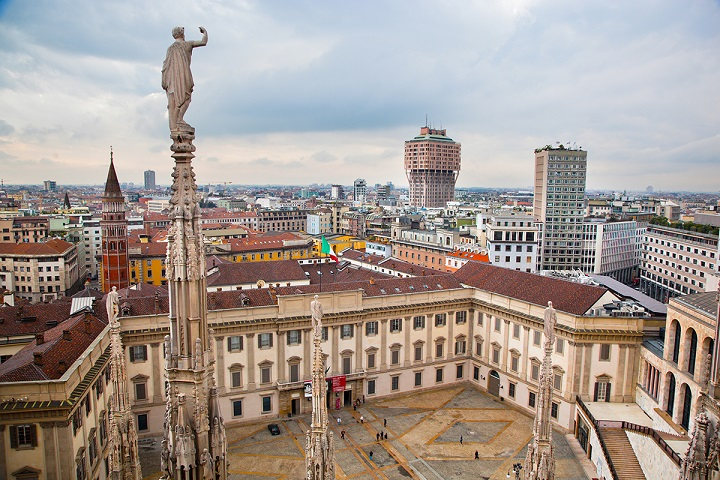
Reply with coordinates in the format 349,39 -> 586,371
139,384 -> 590,480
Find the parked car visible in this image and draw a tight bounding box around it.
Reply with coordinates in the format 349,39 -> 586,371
268,423 -> 281,436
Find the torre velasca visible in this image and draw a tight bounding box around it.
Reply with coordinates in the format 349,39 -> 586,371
404,126 -> 461,208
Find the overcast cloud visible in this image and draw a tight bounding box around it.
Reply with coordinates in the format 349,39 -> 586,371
0,0 -> 718,191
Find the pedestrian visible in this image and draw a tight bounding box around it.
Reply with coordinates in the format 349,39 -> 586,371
475,451 -> 479,460
460,435 -> 463,445
384,432 -> 388,440
369,450 -> 374,460
376,433 -> 380,441
360,415 -> 364,424
337,417 -> 341,425
383,418 -> 387,427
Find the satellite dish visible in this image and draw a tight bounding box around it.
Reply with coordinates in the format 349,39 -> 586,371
256,279 -> 265,288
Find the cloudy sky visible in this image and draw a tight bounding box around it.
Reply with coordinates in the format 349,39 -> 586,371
0,0 -> 718,191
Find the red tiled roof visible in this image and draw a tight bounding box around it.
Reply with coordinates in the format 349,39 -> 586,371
0,238 -> 74,256
206,260 -> 307,287
0,311 -> 107,382
454,262 -> 609,315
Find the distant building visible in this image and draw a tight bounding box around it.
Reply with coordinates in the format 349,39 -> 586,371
143,169 -> 156,190
533,145 -> 587,271
100,154 -> 130,292
404,127 -> 461,208
43,180 -> 56,192
353,178 -> 367,203
485,212 -> 538,273
331,184 -> 344,200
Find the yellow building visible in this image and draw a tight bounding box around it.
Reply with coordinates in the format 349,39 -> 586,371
311,234 -> 366,257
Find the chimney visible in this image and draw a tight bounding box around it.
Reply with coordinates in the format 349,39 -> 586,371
62,330 -> 71,341
33,352 -> 43,366
35,332 -> 44,345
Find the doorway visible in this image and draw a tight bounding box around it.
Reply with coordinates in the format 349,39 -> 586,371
488,370 -> 500,397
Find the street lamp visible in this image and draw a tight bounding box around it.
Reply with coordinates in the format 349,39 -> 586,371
507,462 -> 522,479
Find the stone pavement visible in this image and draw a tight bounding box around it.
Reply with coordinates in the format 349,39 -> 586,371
140,384 -> 589,479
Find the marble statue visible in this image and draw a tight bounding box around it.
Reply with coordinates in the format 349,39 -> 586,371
162,26 -> 208,133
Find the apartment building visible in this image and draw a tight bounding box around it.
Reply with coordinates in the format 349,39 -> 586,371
639,225 -> 718,301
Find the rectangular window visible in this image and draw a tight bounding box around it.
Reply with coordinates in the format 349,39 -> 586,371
389,318 -> 402,332
367,352 -> 376,369
287,330 -> 301,345
134,382 -> 147,400
260,366 -> 271,384
391,350 -> 400,365
232,399 -> 243,417
436,343 -> 443,358
391,375 -> 399,391
494,317 -> 501,332
551,402 -> 559,419
129,345 -> 148,362
455,311 -> 467,324
413,315 -> 425,329
368,379 -> 376,395
415,371 -> 422,386
599,344 -> 611,361
456,364 -> 463,379
137,414 -> 148,431
258,333 -> 273,349
340,324 -> 354,339
435,313 -> 447,327
262,395 -> 272,413
508,382 -> 516,399
533,331 -> 541,346
528,392 -> 536,408
227,336 -> 243,352
231,371 -> 242,388
513,323 -> 520,339
366,321 -> 378,335
414,345 -> 423,361
435,368 -> 444,383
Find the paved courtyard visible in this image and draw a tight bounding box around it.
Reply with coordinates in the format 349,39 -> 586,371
140,384 -> 588,479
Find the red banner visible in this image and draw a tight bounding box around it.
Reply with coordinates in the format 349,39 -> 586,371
331,375 -> 346,392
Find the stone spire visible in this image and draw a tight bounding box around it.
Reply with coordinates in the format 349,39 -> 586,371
306,295 -> 335,480
523,301 -> 556,480
106,287 -> 142,480
160,33 -> 226,478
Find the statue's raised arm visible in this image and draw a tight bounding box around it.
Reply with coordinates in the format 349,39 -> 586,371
162,26 -> 208,133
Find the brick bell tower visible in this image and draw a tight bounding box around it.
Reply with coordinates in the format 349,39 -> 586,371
101,148 -> 130,292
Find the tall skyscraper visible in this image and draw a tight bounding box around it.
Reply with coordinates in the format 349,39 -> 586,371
533,145 -> 587,271
101,150 -> 130,292
404,126 -> 461,208
353,178 -> 367,203
144,169 -> 156,190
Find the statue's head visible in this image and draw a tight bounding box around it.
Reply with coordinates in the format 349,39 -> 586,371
172,26 -> 185,39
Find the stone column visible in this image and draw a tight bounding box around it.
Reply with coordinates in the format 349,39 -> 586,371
247,333 -> 256,391
215,335 -> 225,392
150,342 -> 162,403
404,316 -> 411,366
331,326 -> 340,375
355,321 -> 363,371
303,329 -> 311,379
380,319 -> 388,369
277,331 -> 286,383
501,319 -> 510,370
522,326 -> 530,381
448,311 -> 454,358
425,314 -> 433,362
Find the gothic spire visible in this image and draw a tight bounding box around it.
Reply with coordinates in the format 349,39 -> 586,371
523,301 -> 557,480
306,295 -> 335,480
106,287 -> 142,480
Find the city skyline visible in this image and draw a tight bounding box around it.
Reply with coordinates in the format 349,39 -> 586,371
1,1 -> 719,191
